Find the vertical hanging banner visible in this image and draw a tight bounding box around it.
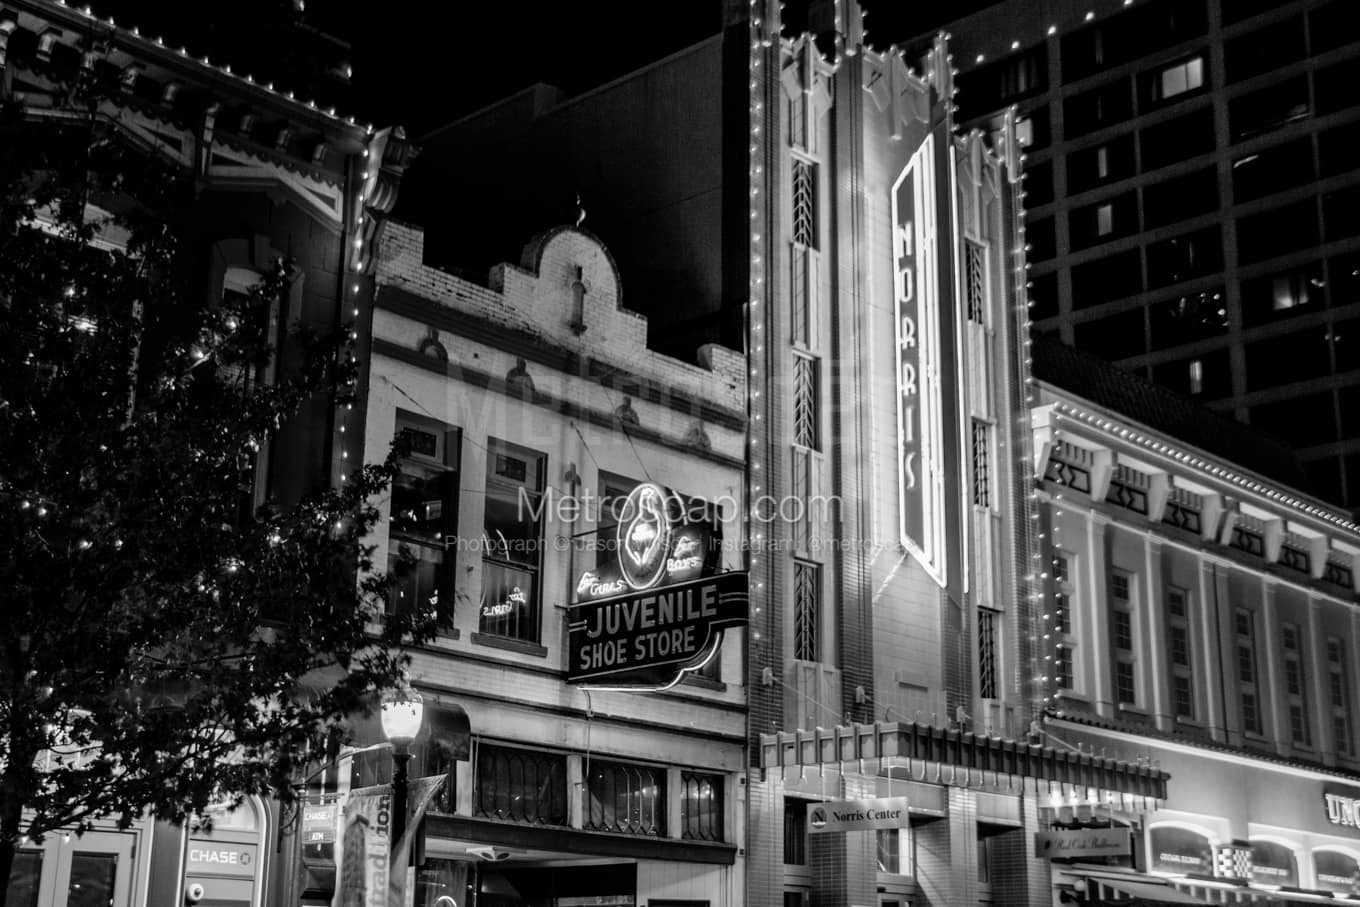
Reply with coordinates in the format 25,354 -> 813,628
892,133 -> 948,588
333,787 -> 390,907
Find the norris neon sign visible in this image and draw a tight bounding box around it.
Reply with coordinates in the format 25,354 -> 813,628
891,135 -> 948,588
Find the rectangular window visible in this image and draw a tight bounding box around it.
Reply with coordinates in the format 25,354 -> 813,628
1283,623 -> 1311,747
1053,553 -> 1076,690
793,354 -> 819,450
1096,203 -> 1114,236
877,828 -> 902,874
979,607 -> 999,699
1150,55 -> 1205,103
966,240 -> 987,323
473,743 -> 567,825
1236,609 -> 1263,735
793,560 -> 820,662
480,439 -> 545,642
972,419 -> 992,509
680,772 -> 723,841
978,829 -> 995,883
784,799 -> 807,865
585,758 -> 666,836
1329,639 -> 1353,755
1166,587 -> 1195,719
1110,570 -> 1137,705
792,158 -> 817,249
388,415 -> 460,624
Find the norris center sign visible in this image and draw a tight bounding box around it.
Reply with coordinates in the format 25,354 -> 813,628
567,482 -> 748,687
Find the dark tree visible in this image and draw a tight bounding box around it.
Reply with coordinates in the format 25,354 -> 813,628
0,103 -> 436,897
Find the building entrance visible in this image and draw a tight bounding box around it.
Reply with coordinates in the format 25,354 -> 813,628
7,830 -> 138,907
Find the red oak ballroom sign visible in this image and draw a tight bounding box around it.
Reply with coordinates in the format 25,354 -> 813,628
567,483 -> 747,688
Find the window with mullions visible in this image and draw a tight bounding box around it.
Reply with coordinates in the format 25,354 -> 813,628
480,439 -> 545,642
1328,638 -> 1353,756
585,758 -> 666,836
784,798 -> 808,865
793,560 -> 820,663
1053,552 -> 1076,691
1236,609 -> 1264,735
1110,570 -> 1138,706
680,772 -> 724,841
972,419 -> 992,509
1166,587 -> 1195,719
1282,623 -> 1311,747
388,415 -> 460,624
793,354 -> 819,450
1141,55 -> 1206,108
978,607 -> 1000,700
473,742 -> 567,825
965,240 -> 987,323
792,158 -> 817,249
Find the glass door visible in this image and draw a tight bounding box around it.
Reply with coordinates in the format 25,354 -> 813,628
4,830 -> 136,907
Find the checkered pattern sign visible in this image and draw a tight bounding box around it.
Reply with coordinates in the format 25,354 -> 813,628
1214,843 -> 1253,880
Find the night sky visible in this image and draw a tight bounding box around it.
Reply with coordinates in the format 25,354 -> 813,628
88,0 -> 1002,137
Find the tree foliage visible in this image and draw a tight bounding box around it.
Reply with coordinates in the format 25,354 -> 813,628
0,103 -> 436,890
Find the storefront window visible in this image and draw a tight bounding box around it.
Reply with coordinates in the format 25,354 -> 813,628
388,416 -> 459,624
584,759 -> 665,836
5,852 -> 42,907
680,772 -> 723,842
480,439 -> 545,642
473,742 -> 567,826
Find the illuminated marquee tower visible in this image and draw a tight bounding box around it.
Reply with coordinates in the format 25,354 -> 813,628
739,2 -> 1126,905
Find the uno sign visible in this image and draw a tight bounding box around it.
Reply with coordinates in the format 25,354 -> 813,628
568,483 -> 747,687
891,135 -> 948,589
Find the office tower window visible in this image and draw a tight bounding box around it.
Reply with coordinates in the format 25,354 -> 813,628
1249,392 -> 1338,449
1283,623 -> 1311,747
1229,76 -> 1309,140
1320,120 -> 1360,179
1241,261 -> 1323,326
1225,17 -> 1304,83
1314,57 -> 1360,117
1072,249 -> 1143,307
793,560 -> 820,663
1065,79 -> 1134,139
1141,108 -> 1215,172
1143,167 -> 1218,229
388,415 -> 459,624
979,607 -> 999,699
1069,135 -> 1135,193
1232,138 -> 1315,204
1025,160 -> 1054,205
792,158 -> 817,249
1147,226 -> 1223,289
1328,638 -> 1353,756
1152,348 -> 1231,399
1245,199 -> 1316,266
1324,185 -> 1360,243
1148,289 -> 1228,351
1027,217 -> 1056,262
1245,326 -> 1332,391
1110,570 -> 1138,705
1312,0 -> 1357,53
1237,609 -> 1263,735
1166,587 -> 1195,719
1071,193 -> 1136,250
480,439 -> 545,642
1074,308 -> 1147,360
1144,55 -> 1206,106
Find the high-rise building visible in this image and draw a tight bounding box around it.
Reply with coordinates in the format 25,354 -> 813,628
934,0 -> 1360,510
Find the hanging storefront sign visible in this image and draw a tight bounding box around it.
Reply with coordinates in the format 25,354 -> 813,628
1148,826 -> 1214,875
568,482 -> 744,687
806,797 -> 910,835
334,787 -> 390,907
574,483 -> 721,605
1035,827 -> 1132,860
1314,850 -> 1360,896
567,571 -> 748,685
891,134 -> 948,589
302,802 -> 339,845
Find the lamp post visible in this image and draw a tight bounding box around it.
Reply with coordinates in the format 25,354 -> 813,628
380,685 -> 424,865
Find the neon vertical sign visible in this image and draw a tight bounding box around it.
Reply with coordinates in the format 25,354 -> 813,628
892,135 -> 948,588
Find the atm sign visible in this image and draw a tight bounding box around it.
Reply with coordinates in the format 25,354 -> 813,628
187,841 -> 257,878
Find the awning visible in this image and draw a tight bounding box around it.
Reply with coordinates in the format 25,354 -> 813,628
1094,878 -> 1211,906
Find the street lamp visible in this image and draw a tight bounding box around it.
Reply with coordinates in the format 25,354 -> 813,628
380,685 -> 424,863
